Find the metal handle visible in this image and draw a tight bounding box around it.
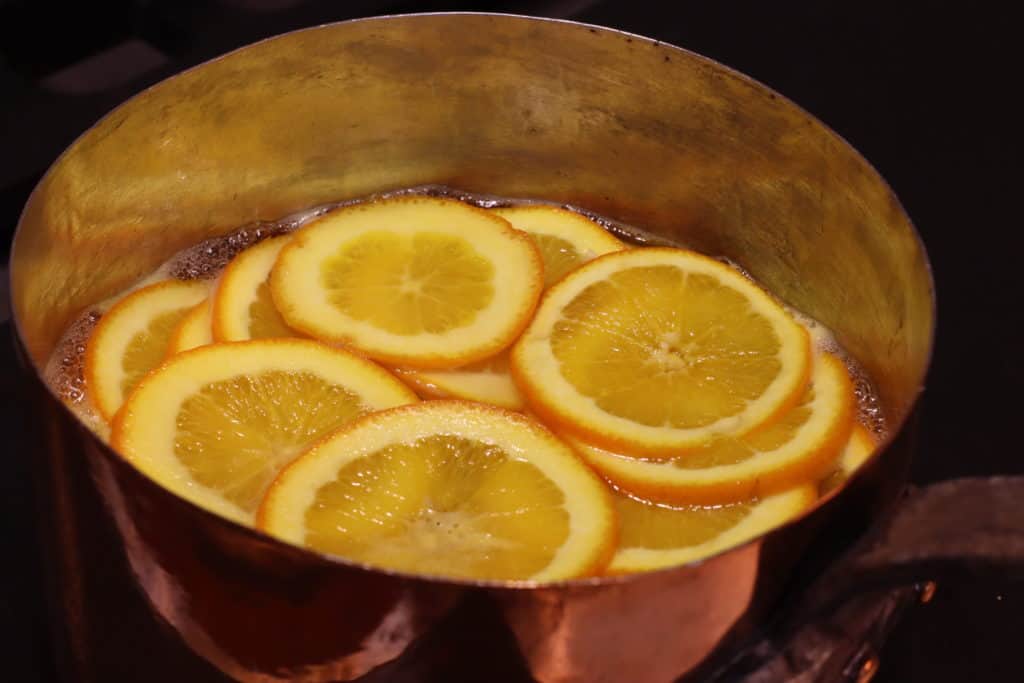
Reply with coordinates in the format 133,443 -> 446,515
810,477 -> 1024,603
711,477 -> 1024,682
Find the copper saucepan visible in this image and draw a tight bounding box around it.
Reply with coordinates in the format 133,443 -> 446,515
11,12 -> 1018,683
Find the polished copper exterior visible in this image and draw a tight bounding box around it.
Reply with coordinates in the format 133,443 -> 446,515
10,14 -> 935,682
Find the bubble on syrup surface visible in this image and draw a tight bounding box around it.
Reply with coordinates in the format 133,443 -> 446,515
44,310 -> 100,405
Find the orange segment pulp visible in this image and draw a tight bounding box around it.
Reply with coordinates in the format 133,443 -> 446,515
270,196 -> 544,369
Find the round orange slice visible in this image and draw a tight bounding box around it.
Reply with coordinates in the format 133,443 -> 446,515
392,353 -> 523,410
569,351 -> 855,505
492,205 -> 626,287
512,247 -> 812,455
85,279 -> 210,421
111,339 -> 418,525
258,400 -> 616,582
270,196 -> 543,368
167,298 -> 214,355
395,205 -> 625,409
838,423 -> 878,474
609,485 -> 817,573
819,424 -> 878,495
212,234 -> 299,341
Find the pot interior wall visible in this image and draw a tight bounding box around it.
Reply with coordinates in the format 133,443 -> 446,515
11,14 -> 933,425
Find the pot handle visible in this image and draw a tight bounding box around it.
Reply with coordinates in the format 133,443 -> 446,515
809,476 -> 1024,597
712,476 -> 1024,682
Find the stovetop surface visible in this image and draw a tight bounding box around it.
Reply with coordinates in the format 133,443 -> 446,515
2,2 -> 1021,681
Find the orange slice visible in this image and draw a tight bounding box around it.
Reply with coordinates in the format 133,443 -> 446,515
258,401 -> 616,582
512,247 -> 812,455
212,234 -> 299,341
270,196 -> 543,368
609,485 -> 817,573
838,423 -> 878,474
395,206 -> 625,409
393,354 -> 523,410
820,424 -> 878,495
569,352 -> 855,505
111,339 -> 418,525
85,279 -> 210,421
492,205 -> 626,287
167,298 -> 214,355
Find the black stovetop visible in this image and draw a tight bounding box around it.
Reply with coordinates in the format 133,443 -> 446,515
3,2 -> 1021,681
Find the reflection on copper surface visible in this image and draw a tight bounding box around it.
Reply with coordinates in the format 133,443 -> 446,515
89,440 -> 461,681
500,544 -> 759,682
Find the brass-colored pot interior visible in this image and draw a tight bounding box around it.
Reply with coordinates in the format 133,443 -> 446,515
11,13 -> 933,439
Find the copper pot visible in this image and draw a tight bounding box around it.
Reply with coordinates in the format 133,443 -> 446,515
12,12 -> 996,683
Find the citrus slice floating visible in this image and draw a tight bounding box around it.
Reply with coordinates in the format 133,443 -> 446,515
838,423 -> 878,473
111,339 -> 418,525
167,298 -> 214,355
258,400 -> 616,582
395,206 -> 625,409
393,353 -> 523,410
609,485 -> 817,573
492,205 -> 626,288
271,196 -> 544,368
212,234 -> 298,341
819,424 -> 878,495
569,351 -> 854,505
85,279 -> 210,421
512,247 -> 812,455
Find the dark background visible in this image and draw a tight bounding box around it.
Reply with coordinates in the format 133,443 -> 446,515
1,1 -> 1020,681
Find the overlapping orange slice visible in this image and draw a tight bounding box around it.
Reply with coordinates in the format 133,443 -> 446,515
569,352 -> 854,505
270,196 -> 544,368
85,279 -> 210,421
819,424 -> 878,495
609,485 -> 817,573
258,401 -> 616,581
112,339 -> 418,524
167,298 -> 214,355
213,234 -> 299,341
493,205 -> 626,288
395,205 -> 625,409
512,247 -> 812,455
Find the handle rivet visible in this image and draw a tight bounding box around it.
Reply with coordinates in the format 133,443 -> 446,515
857,656 -> 880,683
919,581 -> 937,603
